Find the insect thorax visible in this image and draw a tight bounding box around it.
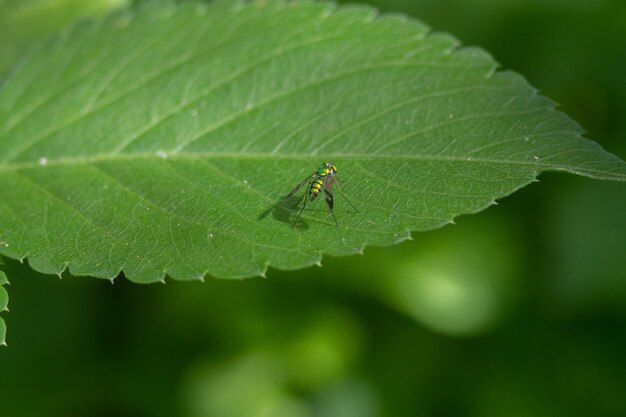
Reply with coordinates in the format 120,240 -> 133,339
317,162 -> 337,177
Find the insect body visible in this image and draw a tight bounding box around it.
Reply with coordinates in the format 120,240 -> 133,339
287,162 -> 358,226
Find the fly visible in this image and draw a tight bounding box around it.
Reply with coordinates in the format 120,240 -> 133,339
286,162 -> 358,226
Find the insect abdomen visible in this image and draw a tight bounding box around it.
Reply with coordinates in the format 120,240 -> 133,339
310,177 -> 323,200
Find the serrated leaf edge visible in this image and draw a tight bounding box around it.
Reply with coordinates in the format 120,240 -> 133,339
0,0 -> 624,284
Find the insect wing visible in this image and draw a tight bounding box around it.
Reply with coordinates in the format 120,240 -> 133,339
287,172 -> 315,198
323,188 -> 338,226
324,188 -> 334,209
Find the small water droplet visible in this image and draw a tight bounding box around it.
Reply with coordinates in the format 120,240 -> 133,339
533,156 -> 539,160
156,150 -> 168,159
38,157 -> 48,165
209,233 -> 214,238
242,179 -> 248,185
466,156 -> 472,161
190,109 -> 198,117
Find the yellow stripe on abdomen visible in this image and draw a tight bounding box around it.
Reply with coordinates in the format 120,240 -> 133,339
310,178 -> 323,199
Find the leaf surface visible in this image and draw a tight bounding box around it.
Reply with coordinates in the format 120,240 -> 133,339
0,318 -> 5,346
0,0 -> 129,77
0,270 -> 6,346
0,1 -> 625,282
0,286 -> 6,312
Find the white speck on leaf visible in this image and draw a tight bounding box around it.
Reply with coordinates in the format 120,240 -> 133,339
156,151 -> 168,159
38,157 -> 48,165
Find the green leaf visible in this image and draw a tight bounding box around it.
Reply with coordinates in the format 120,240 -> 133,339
0,0 -> 130,77
0,317 -> 6,346
0,286 -> 7,312
0,269 -> 6,346
0,1 -> 624,283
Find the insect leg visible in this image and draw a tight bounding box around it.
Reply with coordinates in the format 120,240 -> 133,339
334,176 -> 359,212
295,181 -> 312,224
291,185 -> 307,209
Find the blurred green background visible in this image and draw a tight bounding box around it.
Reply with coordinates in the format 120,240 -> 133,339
1,0 -> 625,416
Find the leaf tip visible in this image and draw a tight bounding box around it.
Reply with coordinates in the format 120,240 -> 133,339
256,261 -> 271,279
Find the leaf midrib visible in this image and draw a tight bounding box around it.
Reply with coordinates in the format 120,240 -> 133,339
1,150 -> 622,180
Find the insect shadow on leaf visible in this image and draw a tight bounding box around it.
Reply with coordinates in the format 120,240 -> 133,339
257,195 -> 310,230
